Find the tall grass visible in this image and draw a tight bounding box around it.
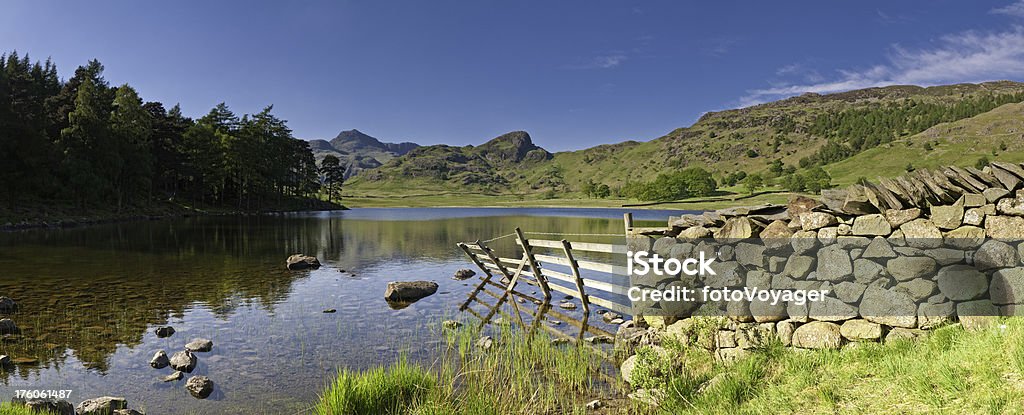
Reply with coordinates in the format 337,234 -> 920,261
0,402 -> 56,415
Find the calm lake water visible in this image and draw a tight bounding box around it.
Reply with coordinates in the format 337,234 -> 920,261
0,207 -> 679,414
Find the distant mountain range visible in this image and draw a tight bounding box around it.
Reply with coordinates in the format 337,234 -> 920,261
308,129 -> 419,179
341,81 -> 1024,197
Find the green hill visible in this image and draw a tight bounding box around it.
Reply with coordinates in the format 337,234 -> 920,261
345,81 -> 1024,201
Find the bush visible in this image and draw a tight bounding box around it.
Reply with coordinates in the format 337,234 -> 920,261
624,168 -> 717,201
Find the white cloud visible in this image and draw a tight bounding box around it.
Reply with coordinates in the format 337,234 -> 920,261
993,1 -> 1024,17
740,27 -> 1024,107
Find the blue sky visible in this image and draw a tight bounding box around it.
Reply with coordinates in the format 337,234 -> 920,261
4,1 -> 1024,151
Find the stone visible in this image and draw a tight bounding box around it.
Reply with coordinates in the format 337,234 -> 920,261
885,208 -> 921,228
808,297 -> 858,321
816,245 -> 853,282
384,281 -> 439,302
936,265 -> 988,301
776,321 -> 795,346
717,330 -> 737,348
895,279 -> 937,302
706,261 -> 743,287
840,319 -> 884,341
154,326 -> 175,338
476,336 -> 494,350
885,328 -> 923,343
944,226 -> 985,249
0,318 -> 18,334
149,350 -> 169,369
323,308 -> 338,313
113,410 -> 144,415
678,226 -> 712,239
853,259 -> 886,284
169,350 -> 197,373
838,223 -> 852,236
760,220 -> 794,250
985,187 -> 1011,203
0,296 -> 16,313
19,399 -> 75,415
161,371 -> 184,382
0,354 -> 9,367
930,205 -> 964,230
717,217 -> 755,239
620,354 -> 638,385
750,298 -> 788,323
997,192 -> 1024,216
186,376 -> 214,399
585,400 -> 603,410
888,229 -> 907,247
836,236 -> 871,249
792,321 -> 843,349
735,242 -> 766,268
862,237 -> 896,258
185,338 -> 213,352
559,302 -> 577,310
833,281 -> 868,303
628,388 -> 665,407
986,216 -> 1024,239
285,254 -> 321,270
886,257 -> 937,281
784,255 -> 815,279
962,193 -> 987,207
76,397 -> 128,415
801,212 -> 837,231
991,267 -> 1024,305
652,237 -> 678,256
746,270 -> 772,289
860,285 -> 917,328
818,227 -> 839,244
768,256 -> 787,273
957,300 -> 999,330
453,269 -> 476,280
900,219 -> 942,248
602,312 -> 622,323
790,231 -> 819,254
918,302 -> 955,329
852,214 -> 891,236
787,195 -> 822,220
975,240 -> 1019,270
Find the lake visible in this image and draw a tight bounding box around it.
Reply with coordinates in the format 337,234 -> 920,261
0,207 -> 681,414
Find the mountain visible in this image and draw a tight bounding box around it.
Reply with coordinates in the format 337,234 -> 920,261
345,81 -> 1024,197
309,129 -> 420,179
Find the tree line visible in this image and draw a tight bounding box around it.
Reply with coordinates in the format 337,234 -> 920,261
0,52 -> 339,211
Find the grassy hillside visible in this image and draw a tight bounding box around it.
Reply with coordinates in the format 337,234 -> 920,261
344,81 -> 1024,205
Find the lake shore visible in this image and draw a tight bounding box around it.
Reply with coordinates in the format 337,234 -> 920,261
339,190 -> 797,211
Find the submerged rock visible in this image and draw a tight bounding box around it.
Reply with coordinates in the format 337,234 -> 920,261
186,376 -> 214,399
286,254 -> 321,270
154,326 -> 175,338
384,281 -> 439,303
0,296 -> 16,313
76,397 -> 128,415
185,338 -> 213,353
453,269 -> 476,280
169,350 -> 197,373
161,371 -> 184,382
0,318 -> 18,334
149,350 -> 169,369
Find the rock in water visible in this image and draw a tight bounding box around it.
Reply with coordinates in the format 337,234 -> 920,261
169,350 -> 197,373
0,296 -> 16,313
161,371 -> 184,382
150,350 -> 170,369
186,376 -> 214,399
0,318 -> 18,334
384,281 -> 439,302
76,397 -> 128,415
286,254 -> 321,270
185,338 -> 213,352
154,326 -> 175,338
18,399 -> 74,415
453,269 -> 476,280
113,409 -> 144,415
0,354 -> 10,367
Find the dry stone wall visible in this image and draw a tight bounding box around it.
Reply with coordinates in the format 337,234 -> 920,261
627,162 -> 1024,356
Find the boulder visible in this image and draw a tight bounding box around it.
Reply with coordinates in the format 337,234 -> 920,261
0,296 -> 16,313
185,338 -> 213,353
652,237 -> 678,256
787,195 -> 822,221
749,298 -> 787,323
833,281 -> 868,303
0,318 -> 17,334
975,240 -> 1019,270
944,226 -> 985,249
678,226 -> 713,239
285,254 -> 321,270
384,281 -> 439,302
801,212 -> 838,231
991,267 -> 1024,305
918,301 -> 955,329
886,257 -> 937,281
735,243 -> 766,268
816,245 -> 853,282
936,265 -> 988,301
860,286 -> 917,328
852,214 -> 891,236
862,237 -> 896,258
840,319 -> 884,341
76,397 -> 128,415
895,279 -> 937,302
759,220 -> 793,251
18,399 -> 74,415
154,326 -> 175,338
986,216 -> 1024,239
900,219 -> 942,248
620,354 -> 638,385
930,205 -> 964,230
997,193 -> 1024,216
853,259 -> 886,284
186,376 -> 214,399
149,350 -> 169,369
792,321 -> 843,349
169,350 -> 197,373
453,269 -> 476,280
717,217 -> 755,239
790,231 -> 820,254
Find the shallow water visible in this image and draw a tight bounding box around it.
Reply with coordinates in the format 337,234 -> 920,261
0,207 -> 680,414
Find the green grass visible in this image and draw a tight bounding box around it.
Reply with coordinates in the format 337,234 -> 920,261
0,402 -> 56,415
315,357 -> 436,415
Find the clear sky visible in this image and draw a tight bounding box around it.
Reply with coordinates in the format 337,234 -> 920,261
4,1 -> 1024,151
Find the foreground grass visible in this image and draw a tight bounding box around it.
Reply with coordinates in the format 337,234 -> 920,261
0,402 -> 54,415
314,323 -> 623,415
656,319 -> 1024,414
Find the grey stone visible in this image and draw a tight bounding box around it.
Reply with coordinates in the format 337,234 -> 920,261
76,397 -> 128,415
801,212 -> 837,231
808,296 -> 858,321
186,375 -> 214,399
792,321 -> 843,349
997,193 -> 1024,216
900,219 -> 942,248
885,328 -> 924,343
853,214 -> 891,236
717,330 -> 737,348
768,256 -> 787,273
885,208 -> 921,228
957,300 -> 999,330
931,205 -> 964,230
853,258 -> 886,284
962,193 -> 987,207
790,231 -> 819,254
836,236 -> 871,249
895,279 -> 937,302
991,267 -> 1024,305
453,269 -> 476,280
384,281 -> 439,302
886,257 -> 937,281
888,229 -> 907,247
840,319 -> 884,341
706,261 -> 744,287
784,255 -> 815,279
285,254 -> 321,270
986,216 -> 1024,239
735,242 -> 765,268
678,226 -> 712,239
150,350 -> 169,369
833,281 -> 868,303
169,350 -> 197,373
161,371 -> 184,382
924,248 -> 966,266
838,223 -> 852,236
975,240 -> 1019,270
746,270 -> 771,289
862,237 -> 896,258
918,302 -> 955,329
21,399 -> 74,415
985,187 -> 1011,203
750,298 -> 788,323
652,237 -> 679,256
817,227 -> 839,245
860,285 -> 917,328
817,245 -> 853,282
944,226 -> 985,249
185,338 -> 213,353
936,265 -> 988,301
717,217 -> 755,239
776,321 -> 795,346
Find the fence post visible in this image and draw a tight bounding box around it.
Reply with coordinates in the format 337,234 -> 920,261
560,239 -> 590,314
515,227 -> 551,301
